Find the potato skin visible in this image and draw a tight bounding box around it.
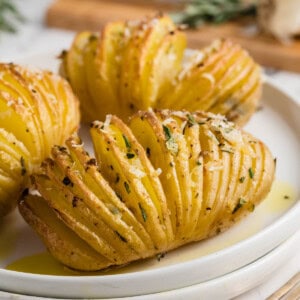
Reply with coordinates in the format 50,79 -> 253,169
61,15 -> 261,126
0,63 -> 80,217
19,110 -> 275,271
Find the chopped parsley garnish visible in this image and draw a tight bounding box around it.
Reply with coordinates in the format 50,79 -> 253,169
122,134 -> 131,150
89,34 -> 98,42
110,206 -> 120,215
224,127 -> 233,133
187,114 -> 196,127
248,203 -> 255,212
115,191 -> 123,201
156,252 -> 166,261
115,231 -> 127,243
139,203 -> 147,222
163,125 -> 172,140
232,198 -> 247,214
124,181 -> 131,194
220,148 -> 234,154
163,125 -> 178,155
239,176 -> 245,183
248,167 -> 254,179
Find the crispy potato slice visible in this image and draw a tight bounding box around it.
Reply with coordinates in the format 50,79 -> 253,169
91,22 -> 129,120
0,63 -> 80,217
19,195 -> 109,271
20,110 -> 275,271
160,40 -> 261,126
61,16 -> 261,126
0,128 -> 30,216
0,67 -> 43,163
91,116 -> 173,249
49,144 -> 150,260
120,16 -> 177,111
129,111 -> 184,238
63,32 -> 94,122
65,136 -> 154,253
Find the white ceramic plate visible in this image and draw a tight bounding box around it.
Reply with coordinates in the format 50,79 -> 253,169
0,54 -> 299,299
1,228 -> 298,300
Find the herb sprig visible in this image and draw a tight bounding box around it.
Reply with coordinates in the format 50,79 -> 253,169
171,0 -> 256,29
0,0 -> 24,33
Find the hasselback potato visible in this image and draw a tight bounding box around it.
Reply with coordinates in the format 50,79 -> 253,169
19,110 -> 275,271
0,63 -> 80,217
60,15 -> 261,126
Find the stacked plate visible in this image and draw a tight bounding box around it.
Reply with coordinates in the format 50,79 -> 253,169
0,55 -> 299,299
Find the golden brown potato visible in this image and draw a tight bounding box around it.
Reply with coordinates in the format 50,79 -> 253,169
0,63 -> 80,217
19,110 -> 275,271
61,15 -> 261,126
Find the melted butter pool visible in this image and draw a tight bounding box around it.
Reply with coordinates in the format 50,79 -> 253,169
5,180 -> 298,275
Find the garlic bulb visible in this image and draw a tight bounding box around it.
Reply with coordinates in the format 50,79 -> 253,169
258,0 -> 300,41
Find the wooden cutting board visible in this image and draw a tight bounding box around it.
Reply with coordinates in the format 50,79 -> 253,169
46,0 -> 300,73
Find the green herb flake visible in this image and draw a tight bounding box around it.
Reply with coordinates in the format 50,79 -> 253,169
122,134 -> 131,150
138,203 -> 147,222
124,181 -> 131,194
224,127 -> 233,134
187,114 -> 196,127
248,167 -> 254,179
163,125 -> 178,155
115,191 -> 123,201
89,34 -> 98,42
126,153 -> 135,159
110,206 -> 120,215
170,0 -> 256,29
248,203 -> 255,212
115,231 -> 127,243
196,160 -> 202,166
284,195 -> 290,199
239,176 -> 245,183
156,252 -> 166,261
221,148 -> 234,154
163,125 -> 172,140
232,198 -> 247,214
20,156 -> 26,176
0,1 -> 25,34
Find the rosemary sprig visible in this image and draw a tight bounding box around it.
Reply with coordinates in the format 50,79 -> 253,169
171,0 -> 257,28
0,0 -> 24,33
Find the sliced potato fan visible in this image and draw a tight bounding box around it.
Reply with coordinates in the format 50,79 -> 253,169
19,110 -> 275,271
61,15 -> 261,126
0,63 -> 80,217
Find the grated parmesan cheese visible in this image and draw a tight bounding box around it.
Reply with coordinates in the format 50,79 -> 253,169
7,100 -> 14,107
104,114 -> 112,128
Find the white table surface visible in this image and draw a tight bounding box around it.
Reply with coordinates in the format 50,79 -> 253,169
0,1 -> 299,299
